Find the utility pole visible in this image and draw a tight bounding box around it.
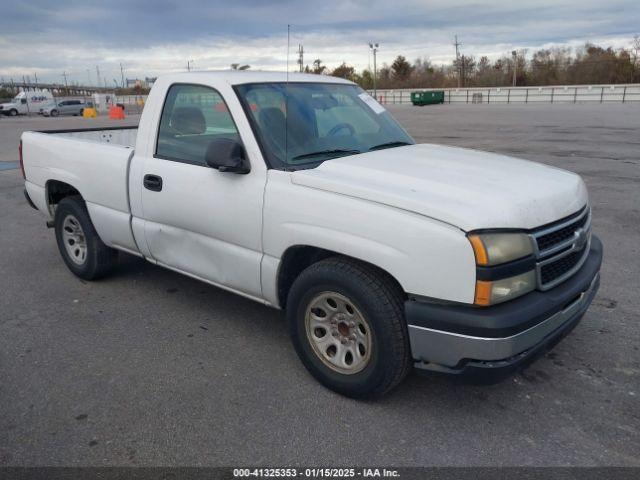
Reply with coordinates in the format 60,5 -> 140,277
369,42 -> 379,100
62,71 -> 68,90
34,73 -> 38,89
512,50 -> 517,86
187,60 -> 193,71
22,76 -> 31,115
96,66 -> 101,90
297,44 -> 304,72
120,63 -> 125,88
454,35 -> 462,88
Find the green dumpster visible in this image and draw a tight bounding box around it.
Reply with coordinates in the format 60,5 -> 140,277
411,90 -> 445,106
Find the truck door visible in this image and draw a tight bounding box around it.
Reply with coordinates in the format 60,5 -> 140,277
135,83 -> 266,300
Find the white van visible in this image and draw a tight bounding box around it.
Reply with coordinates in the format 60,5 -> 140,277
0,91 -> 55,116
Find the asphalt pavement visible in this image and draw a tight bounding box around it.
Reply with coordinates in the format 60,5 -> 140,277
0,104 -> 638,466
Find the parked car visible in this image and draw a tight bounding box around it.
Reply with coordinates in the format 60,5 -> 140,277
42,99 -> 87,117
0,91 -> 55,116
19,72 -> 602,397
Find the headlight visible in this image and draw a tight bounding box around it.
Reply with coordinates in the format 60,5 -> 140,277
475,271 -> 536,306
468,233 -> 536,306
468,233 -> 534,266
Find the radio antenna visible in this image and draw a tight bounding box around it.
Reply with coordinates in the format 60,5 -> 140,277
286,24 -> 290,82
285,24 -> 290,164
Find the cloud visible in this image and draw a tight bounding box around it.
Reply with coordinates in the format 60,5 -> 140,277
0,0 -> 637,85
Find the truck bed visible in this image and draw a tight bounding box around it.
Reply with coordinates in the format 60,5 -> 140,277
37,126 -> 138,148
22,126 -> 140,255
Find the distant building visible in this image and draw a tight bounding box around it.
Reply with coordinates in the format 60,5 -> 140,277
125,77 -> 157,89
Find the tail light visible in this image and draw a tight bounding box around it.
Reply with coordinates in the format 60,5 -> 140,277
19,140 -> 25,179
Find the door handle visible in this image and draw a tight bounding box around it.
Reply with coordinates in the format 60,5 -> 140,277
143,174 -> 163,192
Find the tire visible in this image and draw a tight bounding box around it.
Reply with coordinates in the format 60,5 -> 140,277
54,195 -> 117,280
50,109 -> 59,117
287,257 -> 411,398
9,109 -> 18,117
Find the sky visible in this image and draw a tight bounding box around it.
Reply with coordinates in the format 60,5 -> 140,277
0,0 -> 638,86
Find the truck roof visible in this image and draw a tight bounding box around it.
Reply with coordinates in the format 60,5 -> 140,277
156,71 -> 354,86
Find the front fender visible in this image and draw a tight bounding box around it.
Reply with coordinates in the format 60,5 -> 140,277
262,171 -> 476,306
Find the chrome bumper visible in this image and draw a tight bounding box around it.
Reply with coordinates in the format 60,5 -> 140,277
409,272 -> 600,371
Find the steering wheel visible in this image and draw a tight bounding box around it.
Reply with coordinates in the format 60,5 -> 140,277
327,122 -> 356,136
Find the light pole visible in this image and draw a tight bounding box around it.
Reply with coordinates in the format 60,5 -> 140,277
369,43 -> 379,100
187,60 -> 194,72
512,50 -> 517,86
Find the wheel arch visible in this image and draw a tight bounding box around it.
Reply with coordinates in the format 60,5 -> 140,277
276,245 -> 406,309
45,179 -> 83,216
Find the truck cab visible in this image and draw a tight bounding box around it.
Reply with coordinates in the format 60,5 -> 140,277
20,72 -> 602,397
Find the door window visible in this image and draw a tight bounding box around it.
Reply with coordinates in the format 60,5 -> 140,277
156,84 -> 239,166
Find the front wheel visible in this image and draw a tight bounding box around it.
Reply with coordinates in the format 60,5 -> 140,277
287,258 -> 411,398
9,109 -> 18,116
50,109 -> 59,117
54,196 -> 117,280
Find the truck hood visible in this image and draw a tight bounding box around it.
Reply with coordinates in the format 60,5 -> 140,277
290,144 -> 587,231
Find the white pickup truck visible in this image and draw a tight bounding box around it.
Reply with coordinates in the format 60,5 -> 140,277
20,72 -> 602,397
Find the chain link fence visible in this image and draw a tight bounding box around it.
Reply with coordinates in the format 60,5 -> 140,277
369,84 -> 640,105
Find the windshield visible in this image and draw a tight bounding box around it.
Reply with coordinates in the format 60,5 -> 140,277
235,82 -> 414,169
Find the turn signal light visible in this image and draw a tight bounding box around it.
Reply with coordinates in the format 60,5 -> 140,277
474,281 -> 492,306
468,235 -> 488,266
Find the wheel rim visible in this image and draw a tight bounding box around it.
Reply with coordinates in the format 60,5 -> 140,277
62,214 -> 87,265
305,291 -> 372,375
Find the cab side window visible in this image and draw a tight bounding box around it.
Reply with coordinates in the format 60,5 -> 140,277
156,84 -> 239,166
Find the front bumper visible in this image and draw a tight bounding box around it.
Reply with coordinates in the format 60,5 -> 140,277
406,234 -> 603,374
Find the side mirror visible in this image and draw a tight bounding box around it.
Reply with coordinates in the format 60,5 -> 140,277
205,138 -> 250,174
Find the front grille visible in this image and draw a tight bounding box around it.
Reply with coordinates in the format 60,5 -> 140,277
536,213 -> 589,252
540,249 -> 583,285
532,207 -> 591,290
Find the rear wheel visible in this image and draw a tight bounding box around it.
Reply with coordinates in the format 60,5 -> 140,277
54,196 -> 117,280
287,257 -> 411,398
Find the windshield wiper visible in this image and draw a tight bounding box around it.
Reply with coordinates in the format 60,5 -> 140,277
291,149 -> 361,161
368,141 -> 412,151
